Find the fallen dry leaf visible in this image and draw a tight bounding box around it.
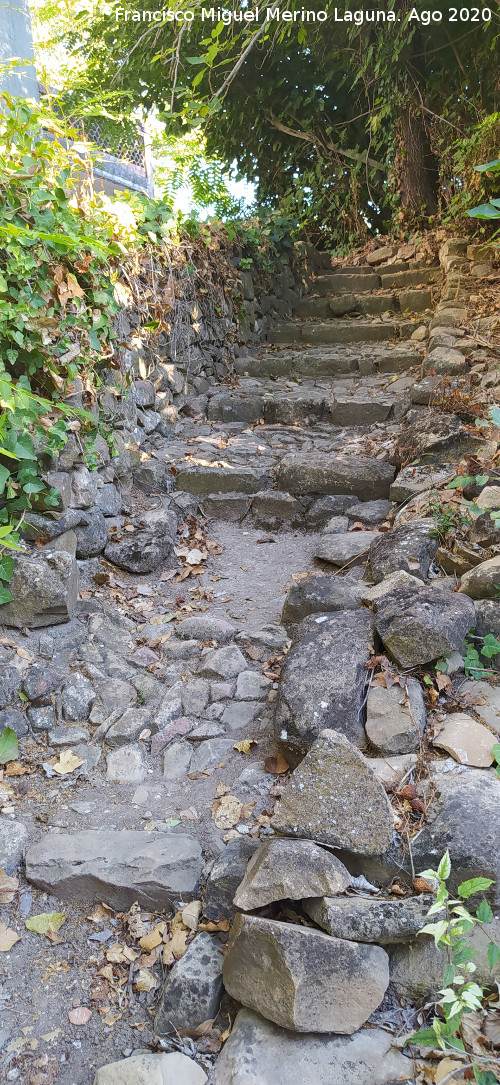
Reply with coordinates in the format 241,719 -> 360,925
102,1010 -> 122,1026
106,943 -> 139,964
5,762 -> 28,777
245,645 -> 264,661
233,739 -> 258,754
68,1007 -> 92,1026
97,965 -> 115,983
25,912 -> 66,936
178,1018 -> 214,1038
134,969 -> 157,992
0,865 -> 18,904
213,794 -> 242,829
181,900 -> 202,931
139,922 -> 166,952
0,921 -> 20,951
179,807 -> 198,821
198,918 -> 230,933
264,753 -> 289,774
214,782 -> 231,798
51,749 -> 84,775
126,902 -> 149,941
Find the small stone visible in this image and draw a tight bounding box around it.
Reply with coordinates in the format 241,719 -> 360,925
0,817 -> 28,874
235,671 -> 270,700
154,933 -> 223,1034
221,702 -> 261,729
161,639 -> 200,661
106,745 -> 146,783
222,913 -> 389,1034
44,529 -> 77,556
347,499 -> 393,524
304,895 -> 432,944
315,531 -> 378,566
182,678 -> 210,717
475,485 -> 500,510
459,556 -> 500,600
27,705 -> 55,731
74,508 -> 109,558
72,743 -> 101,774
23,661 -> 65,703
176,616 -> 235,643
187,722 -> 225,740
95,483 -> 121,517
369,519 -> 437,583
62,673 -> 96,721
189,739 -> 234,775
26,829 -> 203,909
368,754 -> 418,787
433,712 -> 496,767
0,709 -> 28,737
155,683 -> 184,729
271,729 -> 394,855
321,516 -> 349,534
461,680 -> 500,730
203,838 -> 258,920
306,495 -> 357,528
105,708 -> 153,748
214,1008 -> 413,1085
365,680 -> 426,755
163,742 -> 192,780
93,1052 -> 206,1085
389,920 -> 500,999
389,464 -> 452,503
360,570 -> 422,606
210,680 -> 234,701
48,725 -> 90,746
196,645 -> 248,680
241,624 -> 290,649
70,465 -> 98,508
234,838 -> 351,910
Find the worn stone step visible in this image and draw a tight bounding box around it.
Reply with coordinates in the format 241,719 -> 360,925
313,272 -> 380,294
174,465 -> 269,494
269,320 -> 414,346
276,452 -> 395,500
294,294 -> 398,320
330,392 -> 408,426
380,266 -> 442,288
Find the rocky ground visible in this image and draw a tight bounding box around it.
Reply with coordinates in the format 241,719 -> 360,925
0,237 -> 500,1084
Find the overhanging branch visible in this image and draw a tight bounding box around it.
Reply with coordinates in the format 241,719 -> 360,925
267,113 -> 386,172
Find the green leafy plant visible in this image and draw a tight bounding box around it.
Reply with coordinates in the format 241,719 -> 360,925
468,158 -> 500,220
409,851 -> 500,1083
429,499 -> 470,542
463,634 -> 500,679
492,743 -> 500,781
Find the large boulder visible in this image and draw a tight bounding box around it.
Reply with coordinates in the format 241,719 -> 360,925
271,729 -> 394,855
233,838 -> 351,910
276,452 -> 395,500
275,611 -> 373,758
374,585 -> 475,668
25,829 -> 203,909
222,913 -> 389,1034
369,519 -> 437,583
0,551 -> 78,628
459,555 -> 500,600
154,933 -> 223,1034
303,895 -> 431,944
214,1008 -> 413,1085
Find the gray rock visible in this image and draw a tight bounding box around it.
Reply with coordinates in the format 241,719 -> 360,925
27,705 -> 55,731
214,1008 -> 413,1085
369,519 -> 437,583
72,742 -> 101,774
222,913 -> 389,1034
182,678 -> 210,717
0,667 -> 23,710
189,739 -> 234,774
93,1052 -> 207,1085
163,742 -> 192,780
23,661 -> 66,703
221,702 -> 261,729
425,346 -> 465,374
155,683 -> 184,729
176,616 -> 235,643
347,500 -> 393,524
154,932 -> 223,1033
161,639 -> 200,661
315,531 -> 379,566
304,895 -> 431,944
0,551 -> 78,629
210,680 -> 235,701
104,512 -> 176,574
365,679 -> 426,754
0,709 -> 28,737
204,838 -> 259,920
105,708 -> 153,747
234,838 -> 351,910
196,645 -> 248,680
199,492 -> 251,522
235,671 -> 270,700
271,729 -> 394,855
48,725 -> 90,746
21,508 -> 85,542
238,624 -> 290,650
133,461 -> 174,494
281,575 -> 363,624
62,673 -> 96,721
106,745 -> 146,782
459,556 -> 500,600
175,465 -> 266,495
26,829 -> 203,909
45,529 -> 77,556
369,753 -> 418,787
251,491 -> 303,529
389,920 -> 500,998
360,570 -> 422,606
321,515 -> 350,533
275,611 -> 374,758
306,495 -> 358,528
132,379 -> 156,408
374,585 -> 475,667
0,817 -> 27,874
390,464 -> 453,503
187,722 -> 225,740
276,452 -> 395,500
74,507 -> 109,558
95,483 -> 121,517
460,680 -> 500,730
70,465 -> 98,508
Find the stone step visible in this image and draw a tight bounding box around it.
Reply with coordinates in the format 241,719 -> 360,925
313,273 -> 380,295
276,452 -> 395,500
235,345 -> 422,379
380,267 -> 442,288
174,465 -> 270,494
294,294 -> 399,320
268,320 -> 414,346
206,386 -> 408,427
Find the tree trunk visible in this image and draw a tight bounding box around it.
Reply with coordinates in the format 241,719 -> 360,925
395,104 -> 439,217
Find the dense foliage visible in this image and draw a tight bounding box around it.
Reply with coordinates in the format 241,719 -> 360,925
61,0 -> 500,248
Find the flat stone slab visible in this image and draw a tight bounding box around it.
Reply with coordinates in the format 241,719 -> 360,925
222,913 -> 389,1034
175,466 -> 266,494
304,895 -> 431,944
374,585 -> 476,668
25,829 -> 203,910
281,575 -> 363,624
432,712 -> 496,767
234,838 -> 351,910
365,679 -> 426,755
93,1052 -> 207,1085
315,531 -> 378,566
276,452 -> 395,501
275,611 -> 374,757
271,729 -> 394,855
214,1008 -> 412,1085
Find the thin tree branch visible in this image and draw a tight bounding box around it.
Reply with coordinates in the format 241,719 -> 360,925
266,113 -> 386,172
210,19 -> 270,102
